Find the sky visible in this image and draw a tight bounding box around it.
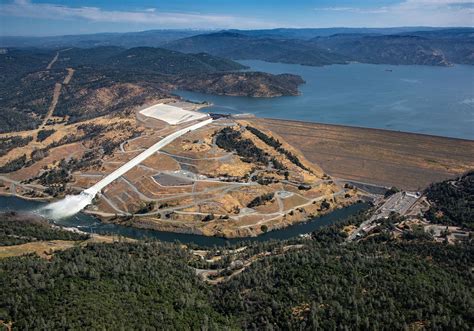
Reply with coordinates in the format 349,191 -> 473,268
0,0 -> 473,36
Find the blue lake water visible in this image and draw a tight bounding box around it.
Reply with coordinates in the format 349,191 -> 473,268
177,61 -> 474,140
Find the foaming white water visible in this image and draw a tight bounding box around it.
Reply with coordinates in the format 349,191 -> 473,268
37,118 -> 213,219
39,192 -> 95,219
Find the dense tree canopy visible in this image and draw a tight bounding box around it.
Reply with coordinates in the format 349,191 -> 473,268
425,171 -> 474,229
0,212 -> 88,246
0,211 -> 472,330
0,242 -> 235,330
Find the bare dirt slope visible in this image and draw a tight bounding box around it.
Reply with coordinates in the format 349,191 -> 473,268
254,118 -> 474,190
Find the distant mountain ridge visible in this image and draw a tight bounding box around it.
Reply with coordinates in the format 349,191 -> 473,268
0,29 -> 209,48
312,29 -> 474,65
223,27 -> 451,39
162,32 -> 349,66
1,27 -> 473,67
164,28 -> 474,66
0,27 -> 457,47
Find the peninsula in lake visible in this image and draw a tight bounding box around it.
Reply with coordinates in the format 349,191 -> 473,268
0,3 -> 473,327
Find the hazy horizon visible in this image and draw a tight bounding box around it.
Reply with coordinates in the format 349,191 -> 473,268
1,0 -> 473,37
3,26 -> 473,38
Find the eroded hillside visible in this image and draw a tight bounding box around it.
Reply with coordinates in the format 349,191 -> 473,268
0,100 -> 359,237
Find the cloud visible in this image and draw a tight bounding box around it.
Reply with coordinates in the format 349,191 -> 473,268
0,0 -> 276,29
405,0 -> 472,3
315,0 -> 474,26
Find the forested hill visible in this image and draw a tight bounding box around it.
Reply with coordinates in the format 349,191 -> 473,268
163,32 -> 349,66
1,46 -> 246,79
3,28 -> 471,68
424,171 -> 474,229
0,47 -> 304,133
0,208 -> 472,329
120,48 -> 244,72
313,29 -> 474,66
0,48 -> 54,84
164,28 -> 474,66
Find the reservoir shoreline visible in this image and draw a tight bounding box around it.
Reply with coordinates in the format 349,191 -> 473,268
177,61 -> 474,140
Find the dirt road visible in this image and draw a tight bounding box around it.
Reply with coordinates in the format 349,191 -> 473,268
39,83 -> 62,129
46,51 -> 59,70
39,67 -> 74,129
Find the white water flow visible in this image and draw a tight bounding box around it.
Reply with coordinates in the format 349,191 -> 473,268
40,118 -> 213,219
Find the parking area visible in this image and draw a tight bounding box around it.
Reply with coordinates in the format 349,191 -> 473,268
377,192 -> 420,218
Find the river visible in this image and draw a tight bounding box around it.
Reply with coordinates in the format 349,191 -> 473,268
0,196 -> 367,247
176,61 -> 474,140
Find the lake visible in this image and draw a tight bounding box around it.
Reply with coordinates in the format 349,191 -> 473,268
176,61 -> 474,140
0,196 -> 368,247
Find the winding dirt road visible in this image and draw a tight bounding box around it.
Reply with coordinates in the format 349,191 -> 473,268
84,118 -> 214,197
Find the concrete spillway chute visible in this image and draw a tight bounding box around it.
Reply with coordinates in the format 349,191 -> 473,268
39,118 -> 213,219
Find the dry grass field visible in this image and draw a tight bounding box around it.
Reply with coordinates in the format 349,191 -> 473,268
0,235 -> 135,259
79,118 -> 358,237
0,240 -> 78,259
254,118 -> 474,190
0,104 -> 360,237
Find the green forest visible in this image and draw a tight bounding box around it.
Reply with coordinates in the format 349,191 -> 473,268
425,171 -> 473,230
0,212 -> 89,246
0,47 -> 299,133
0,210 -> 472,330
215,127 -> 271,165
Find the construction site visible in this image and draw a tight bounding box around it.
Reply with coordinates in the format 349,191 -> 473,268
0,101 -> 360,238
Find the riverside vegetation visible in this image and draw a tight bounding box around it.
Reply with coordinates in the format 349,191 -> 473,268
0,173 -> 472,330
0,216 -> 471,329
